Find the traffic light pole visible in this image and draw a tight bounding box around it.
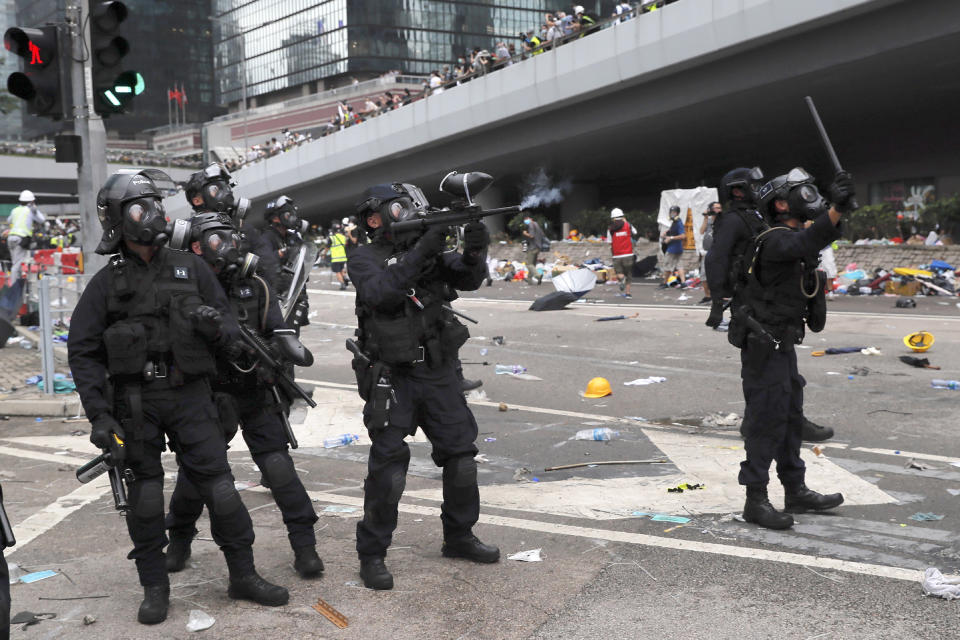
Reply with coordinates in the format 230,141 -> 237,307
69,0 -> 108,274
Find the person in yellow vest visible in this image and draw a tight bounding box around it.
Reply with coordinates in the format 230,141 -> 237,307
329,221 -> 349,290
7,190 -> 45,278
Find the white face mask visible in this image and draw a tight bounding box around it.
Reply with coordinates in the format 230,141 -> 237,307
524,218 -> 531,225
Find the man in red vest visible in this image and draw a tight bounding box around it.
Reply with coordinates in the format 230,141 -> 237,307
607,208 -> 637,298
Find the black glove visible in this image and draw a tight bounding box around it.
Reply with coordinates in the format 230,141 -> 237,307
191,305 -> 223,341
705,298 -> 726,328
222,340 -> 256,362
408,226 -> 447,263
463,222 -> 490,254
828,171 -> 856,213
90,414 -> 126,463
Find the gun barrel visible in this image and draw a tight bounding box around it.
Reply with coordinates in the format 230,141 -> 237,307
390,205 -> 522,233
271,386 -> 299,449
238,324 -> 316,408
346,338 -> 371,364
109,465 -> 129,512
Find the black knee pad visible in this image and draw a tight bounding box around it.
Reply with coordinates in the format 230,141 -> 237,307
210,477 -> 243,516
132,480 -> 164,519
259,451 -> 295,489
447,456 -> 477,489
386,470 -> 406,504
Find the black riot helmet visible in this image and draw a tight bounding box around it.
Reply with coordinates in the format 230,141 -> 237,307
718,167 -> 765,207
264,195 -> 300,230
184,163 -> 250,223
356,182 -> 430,240
96,168 -> 175,254
757,167 -> 828,224
180,212 -> 259,279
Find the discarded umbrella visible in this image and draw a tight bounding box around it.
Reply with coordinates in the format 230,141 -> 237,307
899,355 -> 940,370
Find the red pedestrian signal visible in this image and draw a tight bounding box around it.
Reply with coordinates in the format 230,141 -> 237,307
4,26 -> 64,119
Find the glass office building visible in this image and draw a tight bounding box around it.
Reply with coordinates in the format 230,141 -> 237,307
212,0 -> 573,108
14,0 -> 223,139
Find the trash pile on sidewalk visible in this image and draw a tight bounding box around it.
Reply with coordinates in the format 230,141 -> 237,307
829,260 -> 957,297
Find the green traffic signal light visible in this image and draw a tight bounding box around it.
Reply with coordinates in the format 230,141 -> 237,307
91,1 -> 137,115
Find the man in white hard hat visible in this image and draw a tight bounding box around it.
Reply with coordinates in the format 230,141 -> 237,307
607,208 -> 637,298
7,190 -> 44,279
1,190 -> 44,319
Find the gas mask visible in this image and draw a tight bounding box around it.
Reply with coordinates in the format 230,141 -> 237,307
190,164 -> 250,223
199,228 -> 259,278
758,167 -> 828,222
121,197 -> 169,246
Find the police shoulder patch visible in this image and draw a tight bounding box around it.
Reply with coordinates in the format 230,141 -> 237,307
238,286 -> 253,298
173,266 -> 189,279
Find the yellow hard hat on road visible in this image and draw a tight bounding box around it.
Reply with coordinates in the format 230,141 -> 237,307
584,377 -> 612,398
903,331 -> 934,352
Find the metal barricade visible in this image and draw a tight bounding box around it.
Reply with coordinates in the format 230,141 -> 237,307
29,268 -> 94,395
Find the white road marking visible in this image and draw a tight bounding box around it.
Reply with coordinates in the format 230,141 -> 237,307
406,429 -> 894,519
851,447 -> 960,464
7,475 -> 113,556
306,489 -> 920,583
0,444 -> 90,466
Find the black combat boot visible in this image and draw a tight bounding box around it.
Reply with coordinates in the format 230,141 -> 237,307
137,584 -> 170,625
165,536 -> 192,573
228,571 -> 289,606
293,545 -> 324,578
441,533 -> 500,563
783,483 -> 844,514
743,486 -> 794,530
801,417 -> 834,442
460,378 -> 483,392
359,556 -> 394,590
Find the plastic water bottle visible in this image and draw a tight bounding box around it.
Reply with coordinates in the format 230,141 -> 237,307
323,434 -> 360,448
573,427 -> 620,441
495,364 -> 527,375
931,379 -> 960,390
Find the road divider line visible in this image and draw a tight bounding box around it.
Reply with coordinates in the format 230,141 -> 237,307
0,444 -> 89,466
305,490 -> 920,583
7,476 -> 113,556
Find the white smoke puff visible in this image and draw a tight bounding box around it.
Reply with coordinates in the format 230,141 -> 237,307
520,168 -> 572,210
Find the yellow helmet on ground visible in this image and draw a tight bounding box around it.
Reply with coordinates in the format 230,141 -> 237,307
584,377 -> 612,398
903,331 -> 934,352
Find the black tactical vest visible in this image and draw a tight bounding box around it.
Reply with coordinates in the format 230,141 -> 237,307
737,227 -> 812,333
103,248 -> 217,378
356,244 -> 468,366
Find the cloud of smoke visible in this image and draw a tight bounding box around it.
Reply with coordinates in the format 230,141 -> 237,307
520,167 -> 572,210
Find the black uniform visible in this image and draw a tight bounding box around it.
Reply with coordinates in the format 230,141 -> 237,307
1,484 -> 10,640
165,271 -> 318,552
349,241 -> 487,559
704,204 -> 766,300
68,247 -> 258,587
736,213 -> 840,488
253,226 -> 286,298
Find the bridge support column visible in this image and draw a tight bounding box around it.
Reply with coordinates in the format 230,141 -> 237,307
560,182 -> 599,238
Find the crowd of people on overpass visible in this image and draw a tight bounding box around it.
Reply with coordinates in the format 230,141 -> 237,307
224,1 -> 682,170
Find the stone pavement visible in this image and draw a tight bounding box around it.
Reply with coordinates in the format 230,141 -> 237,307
0,328 -> 81,417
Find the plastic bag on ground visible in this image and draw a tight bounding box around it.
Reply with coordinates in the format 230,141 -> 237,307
186,609 -> 216,632
922,568 -> 960,600
507,548 -> 543,562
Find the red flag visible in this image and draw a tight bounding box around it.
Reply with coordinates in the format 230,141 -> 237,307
167,88 -> 176,101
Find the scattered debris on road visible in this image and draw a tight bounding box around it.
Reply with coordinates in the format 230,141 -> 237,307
312,598 -> 349,628
922,568 -> 960,600
186,609 -> 216,632
507,549 -> 542,562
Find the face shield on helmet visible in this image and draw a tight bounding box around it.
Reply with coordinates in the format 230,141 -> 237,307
356,182 -> 430,240
719,166 -> 765,206
266,195 -> 300,230
96,168 -> 176,254
757,167 -> 827,223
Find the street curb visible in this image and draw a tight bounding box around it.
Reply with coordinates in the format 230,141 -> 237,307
0,394 -> 83,417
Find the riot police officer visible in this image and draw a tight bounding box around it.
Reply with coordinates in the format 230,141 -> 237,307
164,213 -> 323,578
730,168 -> 855,530
256,196 -> 310,332
349,181 -> 499,590
68,169 -> 288,625
183,163 -> 250,223
705,167 -> 835,443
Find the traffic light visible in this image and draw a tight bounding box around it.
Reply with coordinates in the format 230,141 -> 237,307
90,1 -> 142,115
4,25 -> 65,119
